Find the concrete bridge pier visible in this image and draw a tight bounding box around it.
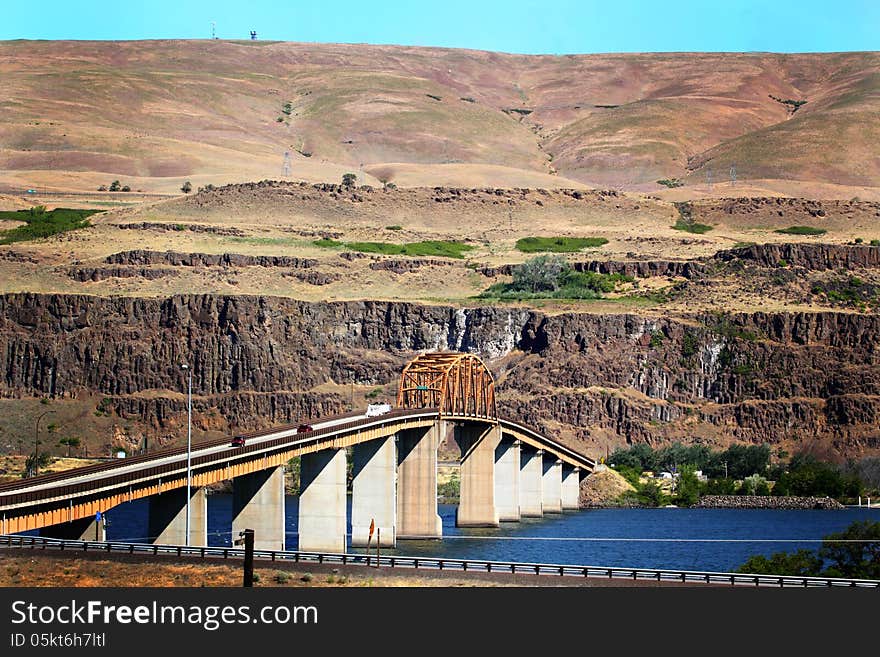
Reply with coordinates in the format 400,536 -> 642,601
455,422 -> 500,527
299,448 -> 348,553
397,422 -> 443,539
562,465 -> 581,511
39,516 -> 105,541
494,437 -> 521,522
232,466 -> 286,551
351,437 -> 397,547
519,446 -> 544,517
542,456 -> 563,514
148,486 -> 208,545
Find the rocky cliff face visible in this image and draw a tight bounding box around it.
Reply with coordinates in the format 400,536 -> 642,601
0,293 -> 877,459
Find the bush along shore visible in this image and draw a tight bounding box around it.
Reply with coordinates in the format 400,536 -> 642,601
693,495 -> 844,510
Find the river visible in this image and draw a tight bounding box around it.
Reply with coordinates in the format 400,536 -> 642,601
101,495 -> 880,573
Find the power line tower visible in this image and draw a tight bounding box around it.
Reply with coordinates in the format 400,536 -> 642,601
211,22 -> 216,40
706,168 -> 713,191
730,163 -> 737,187
282,151 -> 291,177
250,31 -> 257,41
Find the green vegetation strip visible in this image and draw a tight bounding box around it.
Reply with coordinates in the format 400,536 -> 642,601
515,236 -> 608,253
0,207 -> 102,245
775,225 -> 827,236
671,220 -> 713,234
313,239 -> 474,259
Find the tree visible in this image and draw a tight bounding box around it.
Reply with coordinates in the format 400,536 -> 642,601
636,479 -> 668,507
740,474 -> 770,496
58,436 -> 81,457
673,466 -> 703,506
735,520 -> 880,578
737,549 -> 823,576
512,254 -> 568,293
818,521 -> 880,579
121,185 -> 131,192
181,181 -> 192,194
341,173 -> 357,188
22,451 -> 52,478
108,180 -> 121,192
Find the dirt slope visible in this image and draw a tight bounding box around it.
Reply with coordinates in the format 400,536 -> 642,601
0,41 -> 877,195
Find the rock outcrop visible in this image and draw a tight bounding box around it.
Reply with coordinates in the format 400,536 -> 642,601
694,495 -> 845,510
0,293 -> 878,457
104,250 -> 318,269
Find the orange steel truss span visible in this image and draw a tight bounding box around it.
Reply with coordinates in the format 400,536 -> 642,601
397,352 -> 497,419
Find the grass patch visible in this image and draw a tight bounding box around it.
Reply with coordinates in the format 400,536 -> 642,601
656,178 -> 684,188
385,225 -> 403,231
314,239 -> 473,259
0,207 -> 102,245
671,220 -> 713,234
312,238 -> 344,248
774,226 -> 827,236
228,236 -> 304,247
515,236 -> 608,253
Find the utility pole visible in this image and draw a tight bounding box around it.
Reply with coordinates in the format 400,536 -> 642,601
181,363 -> 193,546
236,529 -> 255,587
33,410 -> 55,477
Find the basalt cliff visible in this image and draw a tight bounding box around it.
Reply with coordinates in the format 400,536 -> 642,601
1,293 -> 877,461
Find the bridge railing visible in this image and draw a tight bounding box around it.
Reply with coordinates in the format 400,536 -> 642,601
3,534 -> 878,589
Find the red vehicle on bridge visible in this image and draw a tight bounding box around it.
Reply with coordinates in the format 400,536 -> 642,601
296,423 -> 313,433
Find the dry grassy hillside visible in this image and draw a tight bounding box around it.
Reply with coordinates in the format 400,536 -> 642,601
0,41 -> 877,196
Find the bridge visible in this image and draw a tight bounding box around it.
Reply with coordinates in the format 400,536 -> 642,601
0,352 -> 594,552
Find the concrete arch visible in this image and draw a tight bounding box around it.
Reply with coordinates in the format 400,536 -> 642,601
396,352 -> 497,419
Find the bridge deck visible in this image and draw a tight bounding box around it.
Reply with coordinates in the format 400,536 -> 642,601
0,408 -> 594,533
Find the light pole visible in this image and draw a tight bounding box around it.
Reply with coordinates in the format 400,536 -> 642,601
33,410 -> 55,477
181,363 -> 193,546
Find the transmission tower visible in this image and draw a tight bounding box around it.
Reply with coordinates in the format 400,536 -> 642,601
730,163 -> 737,187
282,151 -> 291,177
706,168 -> 713,191
211,22 -> 216,40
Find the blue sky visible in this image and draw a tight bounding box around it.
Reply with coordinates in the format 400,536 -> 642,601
2,0 -> 877,53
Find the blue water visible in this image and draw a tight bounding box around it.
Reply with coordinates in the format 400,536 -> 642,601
101,495 -> 880,573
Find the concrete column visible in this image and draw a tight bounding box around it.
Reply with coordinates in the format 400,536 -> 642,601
494,437 -> 521,522
40,517 -> 105,541
148,487 -> 208,546
562,465 -> 581,511
233,466 -> 286,552
298,449 -> 347,553
397,422 -> 443,539
542,456 -> 563,514
455,422 -> 501,528
519,446 -> 543,517
351,437 -> 396,547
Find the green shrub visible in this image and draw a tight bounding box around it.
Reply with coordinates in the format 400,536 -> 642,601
671,220 -> 713,234
774,226 -> 827,236
312,238 -> 343,248
385,225 -> 403,231
656,178 -> 684,188
479,255 -> 632,300
515,236 -> 608,253
438,472 -> 460,500
680,332 -> 699,358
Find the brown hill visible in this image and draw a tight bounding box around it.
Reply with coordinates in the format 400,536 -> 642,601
0,41 -> 877,196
